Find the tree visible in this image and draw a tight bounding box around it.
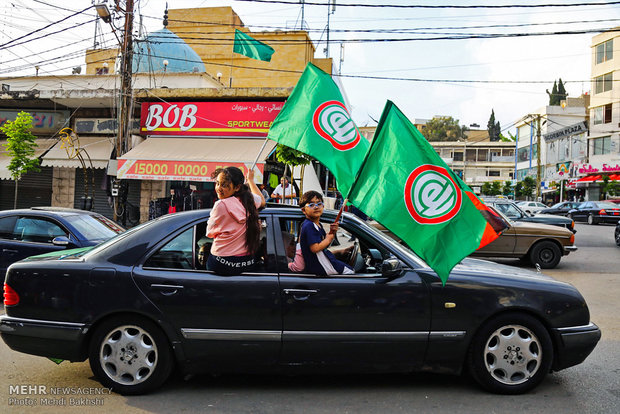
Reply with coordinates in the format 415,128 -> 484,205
514,182 -> 524,198
546,78 -> 568,106
422,116 -> 467,141
275,144 -> 312,194
521,176 -> 536,200
487,109 -> 501,142
501,131 -> 516,142
481,182 -> 492,195
557,78 -> 567,102
547,80 -> 559,105
502,181 -> 513,197
601,175 -> 618,199
0,111 -> 40,209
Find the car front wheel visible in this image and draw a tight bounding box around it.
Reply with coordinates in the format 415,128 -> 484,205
88,316 -> 173,395
615,226 -> 620,246
529,240 -> 561,269
468,313 -> 553,394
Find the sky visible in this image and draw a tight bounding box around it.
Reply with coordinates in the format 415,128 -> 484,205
1,0 -> 619,135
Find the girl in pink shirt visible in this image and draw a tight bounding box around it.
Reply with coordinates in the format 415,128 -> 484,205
206,167 -> 265,275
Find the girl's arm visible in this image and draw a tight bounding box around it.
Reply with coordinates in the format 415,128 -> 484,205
309,223 -> 337,253
246,169 -> 266,208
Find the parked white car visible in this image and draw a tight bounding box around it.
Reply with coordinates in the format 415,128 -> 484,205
517,201 -> 548,214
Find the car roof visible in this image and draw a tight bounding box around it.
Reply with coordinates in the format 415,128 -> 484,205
0,207 -> 101,218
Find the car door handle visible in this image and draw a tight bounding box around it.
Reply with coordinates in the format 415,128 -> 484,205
2,249 -> 18,254
151,284 -> 184,296
283,288 -> 319,300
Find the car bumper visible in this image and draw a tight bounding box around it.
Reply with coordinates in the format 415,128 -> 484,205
551,322 -> 601,371
563,245 -> 578,255
0,315 -> 88,361
598,215 -> 620,224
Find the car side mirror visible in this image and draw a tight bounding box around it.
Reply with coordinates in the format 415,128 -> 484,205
381,257 -> 402,279
52,236 -> 70,246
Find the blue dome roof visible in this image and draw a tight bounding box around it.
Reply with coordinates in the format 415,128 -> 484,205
132,28 -> 206,73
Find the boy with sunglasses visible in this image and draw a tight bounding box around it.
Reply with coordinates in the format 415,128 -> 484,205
299,191 -> 354,275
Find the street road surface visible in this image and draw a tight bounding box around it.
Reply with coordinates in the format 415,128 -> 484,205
1,222 -> 618,414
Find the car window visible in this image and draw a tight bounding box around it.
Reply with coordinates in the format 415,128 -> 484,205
64,214 -> 123,241
597,202 -> 619,209
144,218 -> 271,273
144,227 -> 195,270
0,216 -> 17,240
494,203 -> 520,218
14,217 -> 67,243
278,217 -> 389,276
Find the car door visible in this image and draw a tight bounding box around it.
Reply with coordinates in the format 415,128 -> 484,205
574,202 -> 594,220
275,216 -> 430,371
0,215 -> 71,275
131,215 -> 281,371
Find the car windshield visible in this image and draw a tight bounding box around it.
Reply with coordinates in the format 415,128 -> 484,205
82,218 -> 159,257
551,202 -> 565,208
64,214 -> 124,240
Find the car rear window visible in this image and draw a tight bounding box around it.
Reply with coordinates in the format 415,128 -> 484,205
64,214 -> 124,241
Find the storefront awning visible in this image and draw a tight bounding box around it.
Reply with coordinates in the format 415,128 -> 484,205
41,137 -> 114,169
116,137 -> 276,181
0,138 -> 58,180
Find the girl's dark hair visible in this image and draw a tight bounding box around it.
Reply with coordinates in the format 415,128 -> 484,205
212,167 -> 260,254
299,190 -> 324,208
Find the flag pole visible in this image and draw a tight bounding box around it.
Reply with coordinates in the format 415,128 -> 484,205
334,198 -> 347,224
250,137 -> 270,171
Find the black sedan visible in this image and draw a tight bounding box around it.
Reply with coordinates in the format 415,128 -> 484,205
484,200 -> 576,233
538,201 -> 582,216
567,201 -> 620,225
0,207 -> 124,277
1,207 -> 600,395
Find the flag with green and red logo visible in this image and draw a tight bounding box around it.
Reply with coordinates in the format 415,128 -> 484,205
347,101 -> 506,284
267,62 -> 369,196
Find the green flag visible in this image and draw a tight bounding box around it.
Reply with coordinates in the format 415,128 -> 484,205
348,101 -> 503,284
267,63 -> 369,196
233,29 -> 275,62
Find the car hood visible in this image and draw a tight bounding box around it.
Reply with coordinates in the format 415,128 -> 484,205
23,246 -> 94,261
526,213 -> 571,223
511,220 -> 572,235
455,257 -> 554,281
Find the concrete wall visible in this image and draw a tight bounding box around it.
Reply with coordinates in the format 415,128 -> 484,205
51,167 -> 76,207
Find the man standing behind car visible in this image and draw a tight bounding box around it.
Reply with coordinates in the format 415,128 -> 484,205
271,176 -> 297,205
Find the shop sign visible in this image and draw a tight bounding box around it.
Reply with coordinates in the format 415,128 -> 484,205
75,118 -> 140,134
0,110 -> 69,134
575,163 -> 620,175
117,159 -> 264,182
543,121 -> 587,142
140,101 -> 284,137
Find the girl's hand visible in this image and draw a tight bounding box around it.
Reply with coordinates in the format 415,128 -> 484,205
329,222 -> 338,235
246,168 -> 255,183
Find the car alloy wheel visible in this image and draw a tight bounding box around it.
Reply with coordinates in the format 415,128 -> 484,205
587,214 -> 597,225
615,227 -> 620,246
529,240 -> 561,269
89,316 -> 173,395
468,313 -> 553,394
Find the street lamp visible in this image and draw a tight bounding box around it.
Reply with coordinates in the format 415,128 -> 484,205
95,3 -> 112,23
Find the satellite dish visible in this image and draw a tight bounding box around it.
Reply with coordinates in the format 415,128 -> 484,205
72,66 -> 82,74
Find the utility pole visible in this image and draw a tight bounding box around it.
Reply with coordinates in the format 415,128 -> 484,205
536,114 -> 542,201
115,0 -> 134,223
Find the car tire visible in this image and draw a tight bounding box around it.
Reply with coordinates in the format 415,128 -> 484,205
587,214 -> 598,225
529,241 -> 561,269
615,227 -> 620,247
88,315 -> 174,395
468,313 -> 553,394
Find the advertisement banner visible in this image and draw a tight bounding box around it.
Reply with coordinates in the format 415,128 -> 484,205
117,159 -> 264,182
140,101 -> 284,137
